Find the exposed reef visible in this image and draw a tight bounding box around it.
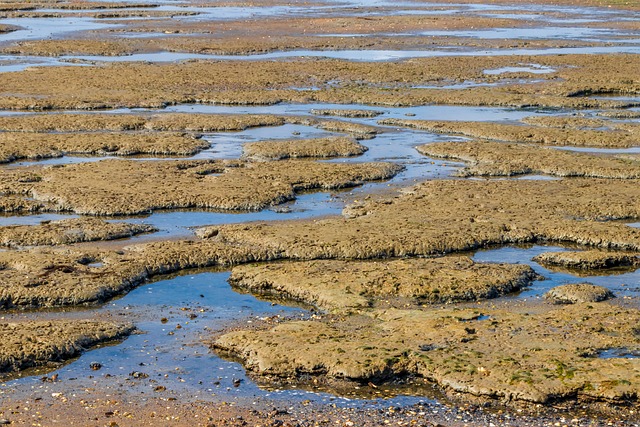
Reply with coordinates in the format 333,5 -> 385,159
230,256 -> 540,310
417,141 -> 640,178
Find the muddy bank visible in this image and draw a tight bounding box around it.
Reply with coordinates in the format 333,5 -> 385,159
0,238 -> 259,308
0,218 -> 155,247
0,113 -> 285,132
523,116 -> 640,136
600,110 -> 640,119
416,141 -> 640,178
310,109 -> 384,119
0,179 -> 636,308
0,2 -> 159,11
0,132 -> 209,163
0,248 -> 144,308
230,257 -> 539,310
0,54 -> 638,110
522,116 -> 615,130
0,159 -> 401,215
534,250 -> 640,270
0,319 -> 133,374
200,179 -> 640,260
109,13 -> 522,38
0,236 -> 262,308
242,136 -> 367,161
383,119 -> 639,148
1,34 -> 598,57
0,238 -> 532,310
4,9 -> 197,19
544,283 -> 615,304
287,116 -> 379,137
214,301 -> 640,405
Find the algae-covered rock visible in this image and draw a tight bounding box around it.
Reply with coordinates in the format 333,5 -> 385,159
0,320 -> 134,374
0,113 -> 284,133
0,132 -> 209,163
382,119 -> 638,148
417,141 -> 640,179
202,179 -> 640,260
0,218 -> 156,247
214,303 -> 640,405
310,109 -> 383,118
0,159 -> 401,215
242,137 -> 367,161
230,257 -> 539,310
544,283 -> 615,304
534,250 -> 640,270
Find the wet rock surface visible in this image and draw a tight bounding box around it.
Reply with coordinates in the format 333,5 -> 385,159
0,0 -> 639,424
0,218 -> 156,247
383,119 -> 640,148
0,54 -> 638,110
0,132 -> 209,162
534,250 -> 640,270
242,136 -> 367,161
417,141 -> 640,178
230,257 -> 540,310
0,159 -> 401,215
203,179 -> 640,259
544,283 -> 616,304
0,320 -> 133,374
214,302 -> 640,405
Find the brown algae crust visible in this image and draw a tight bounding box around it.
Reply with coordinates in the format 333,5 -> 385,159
0,242 -> 242,308
241,137 -> 368,161
0,132 -> 209,163
0,218 -> 156,247
544,283 -> 616,304
310,109 -> 384,118
207,178 -> 640,406
1,179 -> 638,310
0,54 -> 638,110
213,302 -> 640,405
534,250 -> 640,270
383,119 -> 640,148
202,179 -> 640,259
0,159 -> 401,215
416,141 -> 640,178
521,116 -> 615,130
0,320 -> 134,374
0,0 -> 639,416
0,34 -> 606,58
98,14 -> 523,38
0,113 -> 285,132
229,257 -> 540,310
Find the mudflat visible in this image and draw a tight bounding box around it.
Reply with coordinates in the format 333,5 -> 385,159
0,159 -> 401,215
0,319 -> 133,374
0,0 -> 639,425
417,141 -> 640,178
229,256 -> 540,309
